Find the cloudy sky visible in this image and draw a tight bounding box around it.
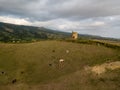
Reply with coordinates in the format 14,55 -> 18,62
0,0 -> 120,38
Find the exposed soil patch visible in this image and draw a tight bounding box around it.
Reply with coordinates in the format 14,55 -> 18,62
85,61 -> 120,75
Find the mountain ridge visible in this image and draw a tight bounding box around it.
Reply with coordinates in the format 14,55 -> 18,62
0,22 -> 119,42
0,22 -> 70,42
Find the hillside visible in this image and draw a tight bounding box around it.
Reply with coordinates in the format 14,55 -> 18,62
0,40 -> 120,90
0,22 -> 119,43
0,22 -> 70,42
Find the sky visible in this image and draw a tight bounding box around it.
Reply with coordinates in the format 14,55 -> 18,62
0,0 -> 120,39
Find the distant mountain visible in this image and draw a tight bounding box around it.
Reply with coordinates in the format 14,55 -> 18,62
78,34 -> 120,41
0,22 -> 119,42
0,22 -> 70,42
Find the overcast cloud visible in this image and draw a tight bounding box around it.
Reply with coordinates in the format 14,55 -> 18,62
0,0 -> 120,38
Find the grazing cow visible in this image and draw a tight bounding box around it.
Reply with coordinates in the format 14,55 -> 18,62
66,50 -> 69,53
12,79 -> 17,84
49,64 -> 52,66
52,50 -> 55,52
59,59 -> 64,63
59,59 -> 65,68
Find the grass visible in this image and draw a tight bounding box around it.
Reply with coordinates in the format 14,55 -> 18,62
0,40 -> 119,90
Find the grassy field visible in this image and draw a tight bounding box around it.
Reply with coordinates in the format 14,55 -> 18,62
0,40 -> 120,90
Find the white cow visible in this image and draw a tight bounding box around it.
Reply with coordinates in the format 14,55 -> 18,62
66,50 -> 69,53
59,59 -> 64,63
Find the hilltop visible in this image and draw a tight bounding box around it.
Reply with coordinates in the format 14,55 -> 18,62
0,40 -> 120,90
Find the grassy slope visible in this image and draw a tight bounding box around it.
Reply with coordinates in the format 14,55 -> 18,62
0,40 -> 120,90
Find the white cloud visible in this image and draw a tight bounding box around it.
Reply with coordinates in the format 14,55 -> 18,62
0,15 -> 120,39
0,16 -> 32,25
90,21 -> 105,26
